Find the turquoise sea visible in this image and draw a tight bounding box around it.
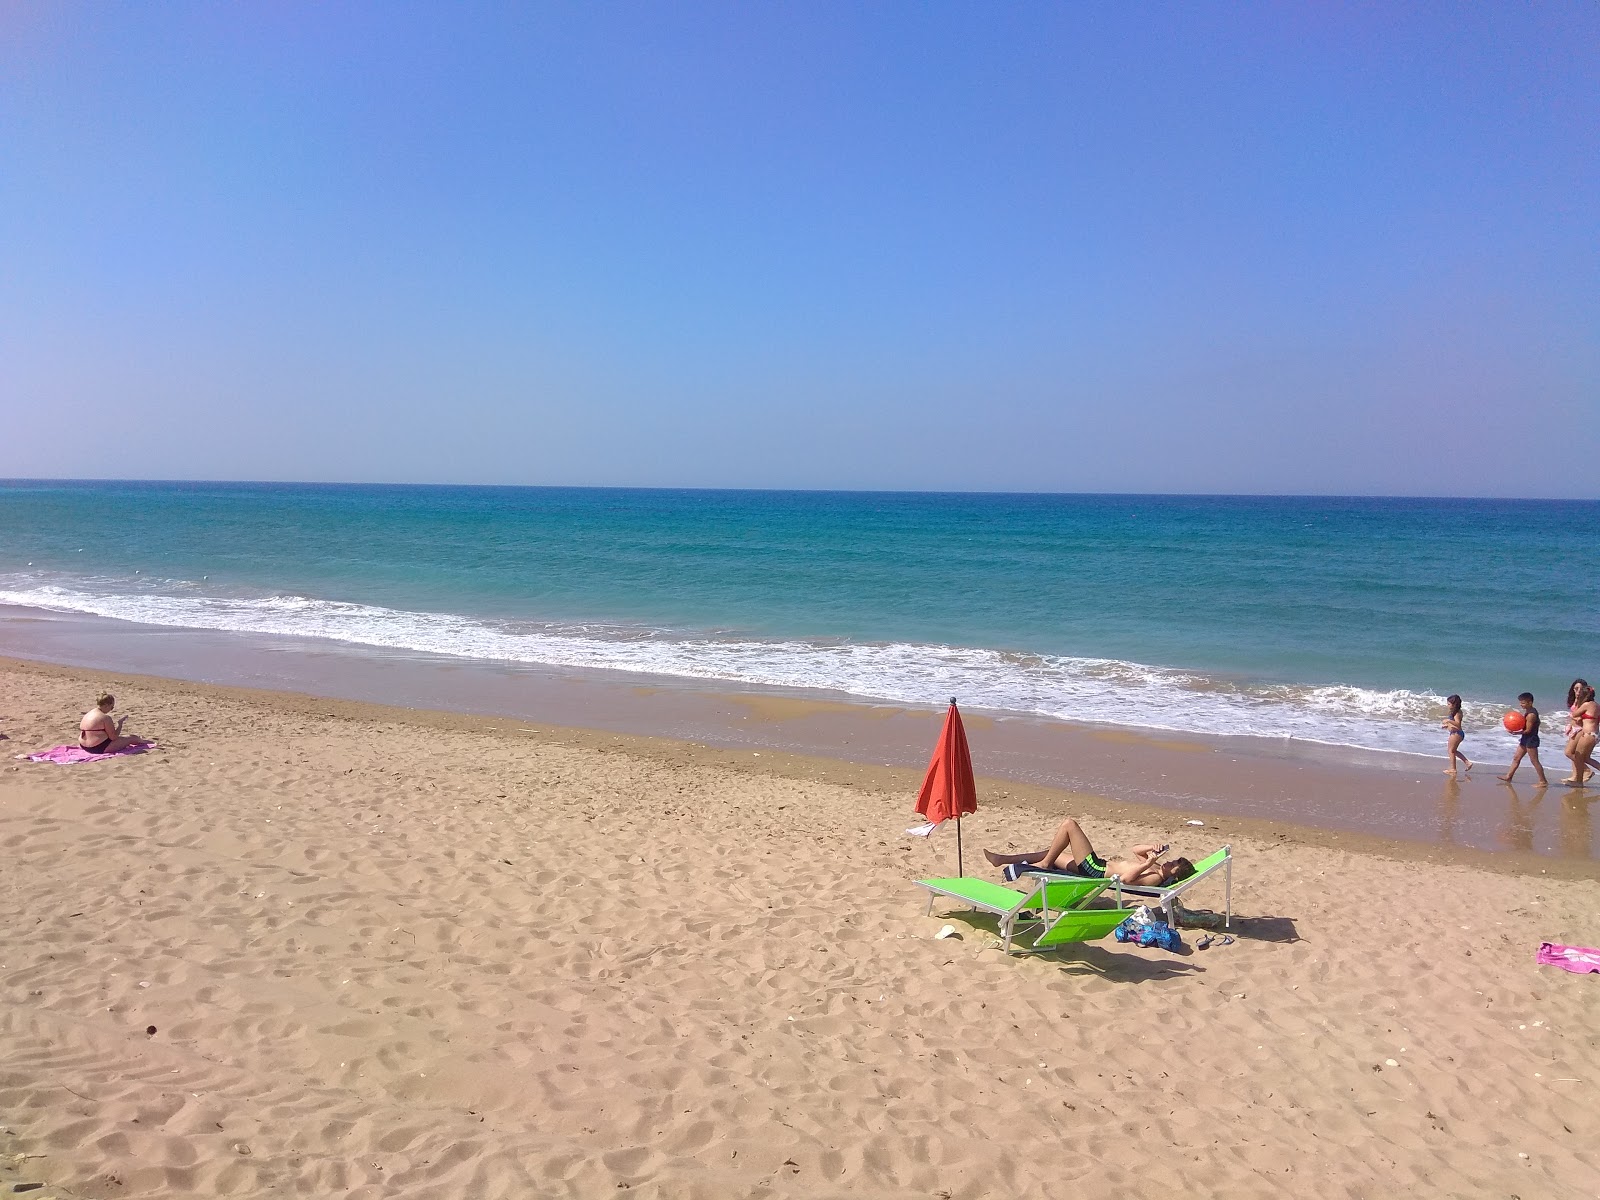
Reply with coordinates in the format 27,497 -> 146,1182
1,481 -> 1596,760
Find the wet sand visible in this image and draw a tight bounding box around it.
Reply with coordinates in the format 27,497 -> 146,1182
1,658 -> 1598,1198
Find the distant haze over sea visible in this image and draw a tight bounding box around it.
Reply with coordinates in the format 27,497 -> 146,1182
1,481 -> 1595,760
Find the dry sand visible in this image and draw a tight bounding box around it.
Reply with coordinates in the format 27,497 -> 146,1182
1,658 -> 1597,1199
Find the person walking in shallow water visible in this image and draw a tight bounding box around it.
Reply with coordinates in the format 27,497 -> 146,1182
1499,692 -> 1547,786
1561,679 -> 1600,786
1441,694 -> 1472,777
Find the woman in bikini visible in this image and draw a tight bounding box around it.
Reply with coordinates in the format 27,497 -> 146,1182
982,816 -> 1195,886
78,694 -> 151,755
1440,694 -> 1472,776
1562,679 -> 1600,786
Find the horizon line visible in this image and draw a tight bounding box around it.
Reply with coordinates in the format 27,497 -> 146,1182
2,476 -> 1598,503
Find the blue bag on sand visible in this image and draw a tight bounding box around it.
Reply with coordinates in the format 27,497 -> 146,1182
1113,917 -> 1185,952
1148,923 -> 1185,952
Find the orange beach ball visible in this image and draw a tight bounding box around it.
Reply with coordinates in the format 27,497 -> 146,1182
1502,710 -> 1526,734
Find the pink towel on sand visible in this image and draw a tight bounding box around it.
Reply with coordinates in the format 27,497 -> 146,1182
23,743 -> 154,765
1537,942 -> 1600,974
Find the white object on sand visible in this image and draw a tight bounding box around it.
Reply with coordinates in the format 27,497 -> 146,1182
905,821 -> 940,838
1187,819 -> 1205,826
934,924 -> 960,940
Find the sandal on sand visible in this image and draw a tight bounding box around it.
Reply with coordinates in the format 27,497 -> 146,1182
1196,934 -> 1214,950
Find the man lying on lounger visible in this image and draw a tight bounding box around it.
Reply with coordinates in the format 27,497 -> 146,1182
983,817 -> 1195,887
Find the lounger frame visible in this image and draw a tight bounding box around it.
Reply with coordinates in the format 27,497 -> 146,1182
917,875 -> 1125,953
1013,845 -> 1232,928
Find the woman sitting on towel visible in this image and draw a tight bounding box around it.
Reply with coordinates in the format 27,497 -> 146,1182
983,817 -> 1194,886
79,694 -> 151,755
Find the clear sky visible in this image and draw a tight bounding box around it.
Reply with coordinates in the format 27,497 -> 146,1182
2,3 -> 1596,495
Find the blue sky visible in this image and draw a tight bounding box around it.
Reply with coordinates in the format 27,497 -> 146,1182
2,3 -> 1595,495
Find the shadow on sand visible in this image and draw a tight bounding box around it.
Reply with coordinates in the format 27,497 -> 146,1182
1044,943 -> 1204,981
1216,913 -> 1300,943
932,909 -> 1205,980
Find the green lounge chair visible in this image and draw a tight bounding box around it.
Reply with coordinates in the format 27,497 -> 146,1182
917,874 -> 1128,953
1028,903 -> 1133,950
1010,844 -> 1233,928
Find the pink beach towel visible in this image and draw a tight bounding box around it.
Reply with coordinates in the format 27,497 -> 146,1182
22,743 -> 155,765
1536,942 -> 1600,975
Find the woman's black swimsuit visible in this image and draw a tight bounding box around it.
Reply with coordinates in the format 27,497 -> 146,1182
81,737 -> 112,754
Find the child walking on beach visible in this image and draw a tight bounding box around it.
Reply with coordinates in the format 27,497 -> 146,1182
1441,694 -> 1472,776
1499,692 -> 1547,786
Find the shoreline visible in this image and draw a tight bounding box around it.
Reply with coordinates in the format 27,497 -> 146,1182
0,602 -> 1594,864
3,652 -> 1596,880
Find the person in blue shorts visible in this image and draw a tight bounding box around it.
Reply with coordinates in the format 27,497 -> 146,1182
1499,692 -> 1547,786
983,817 -> 1194,886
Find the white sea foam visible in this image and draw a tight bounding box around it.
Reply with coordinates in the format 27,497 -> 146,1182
0,574 -> 1492,758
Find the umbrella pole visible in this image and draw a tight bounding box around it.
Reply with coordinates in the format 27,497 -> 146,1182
952,696 -> 963,876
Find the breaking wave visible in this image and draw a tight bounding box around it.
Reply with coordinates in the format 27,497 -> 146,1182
0,572 -> 1485,758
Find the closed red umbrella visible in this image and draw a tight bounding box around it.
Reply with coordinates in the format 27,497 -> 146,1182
915,698 -> 979,876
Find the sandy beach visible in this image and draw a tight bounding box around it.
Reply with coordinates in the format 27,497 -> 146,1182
2,656 -> 1597,1199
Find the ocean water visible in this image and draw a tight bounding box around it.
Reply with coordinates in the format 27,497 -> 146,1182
1,481 -> 1596,759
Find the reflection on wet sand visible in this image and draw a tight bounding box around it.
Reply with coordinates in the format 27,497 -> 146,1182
1498,783 -> 1544,853
1437,778 -> 1460,845
1560,792 -> 1596,859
